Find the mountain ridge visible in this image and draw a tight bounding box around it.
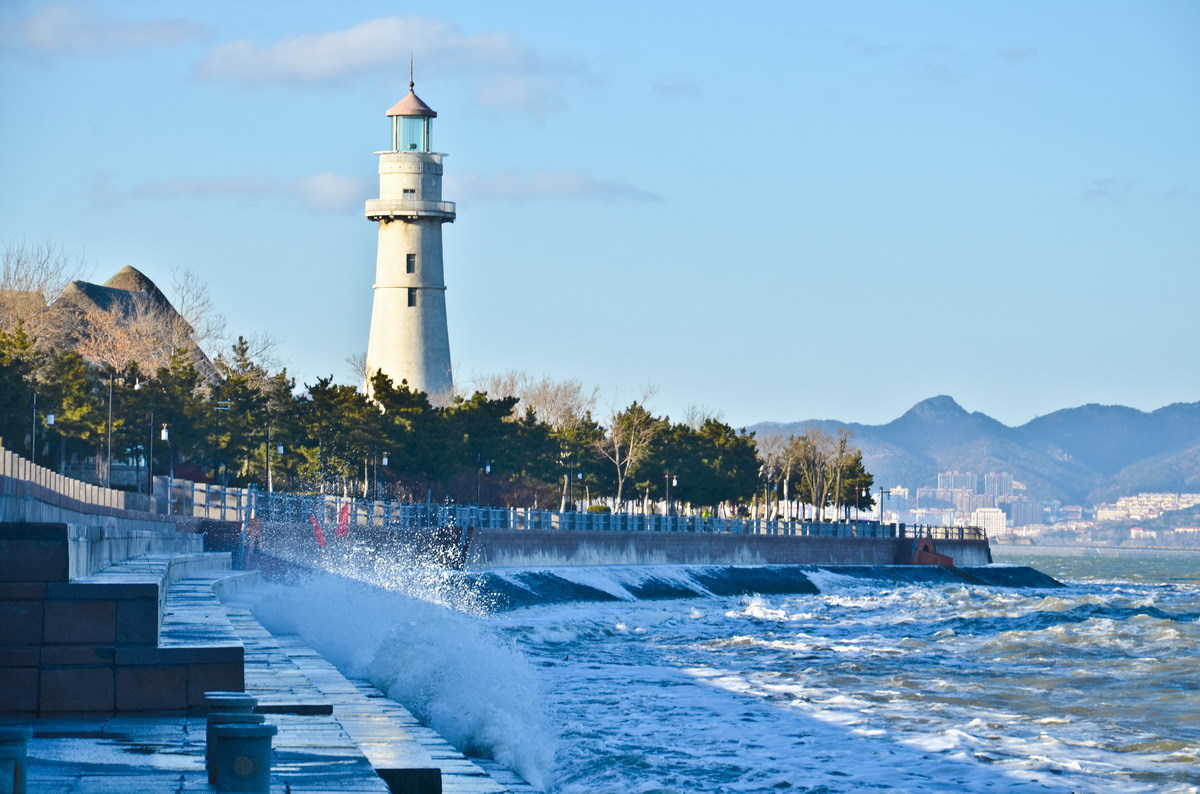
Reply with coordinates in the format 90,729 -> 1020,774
751,396 -> 1200,506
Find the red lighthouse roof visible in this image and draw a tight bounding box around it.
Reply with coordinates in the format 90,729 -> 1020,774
387,82 -> 437,118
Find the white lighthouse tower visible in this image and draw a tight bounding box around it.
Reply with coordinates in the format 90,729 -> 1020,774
364,76 -> 455,399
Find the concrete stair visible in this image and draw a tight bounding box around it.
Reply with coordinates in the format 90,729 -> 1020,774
0,522 -> 243,714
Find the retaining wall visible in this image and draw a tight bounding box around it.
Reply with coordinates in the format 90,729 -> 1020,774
464,529 -> 993,568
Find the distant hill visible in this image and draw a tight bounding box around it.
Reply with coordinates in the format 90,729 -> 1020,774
752,396 -> 1200,506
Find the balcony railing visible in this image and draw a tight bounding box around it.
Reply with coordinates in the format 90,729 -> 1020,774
364,199 -> 456,219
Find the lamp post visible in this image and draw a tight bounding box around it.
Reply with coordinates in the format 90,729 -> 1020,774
214,399 -> 231,487
476,458 -> 491,506
161,423 -> 173,480
31,392 -> 39,465
31,393 -> 56,468
105,371 -> 114,487
664,472 -> 677,515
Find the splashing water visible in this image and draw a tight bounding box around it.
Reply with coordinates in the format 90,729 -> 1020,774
248,572 -> 556,787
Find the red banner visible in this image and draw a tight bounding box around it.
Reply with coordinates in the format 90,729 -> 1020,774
308,514 -> 327,548
336,503 -> 350,538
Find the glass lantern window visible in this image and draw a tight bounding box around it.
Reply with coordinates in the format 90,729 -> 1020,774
401,117 -> 431,151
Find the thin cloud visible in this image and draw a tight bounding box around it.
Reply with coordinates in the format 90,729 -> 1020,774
652,81 -> 700,98
998,47 -> 1038,62
96,172 -> 368,213
197,15 -> 581,117
1081,178 -> 1134,202
6,3 -> 209,56
448,170 -> 661,203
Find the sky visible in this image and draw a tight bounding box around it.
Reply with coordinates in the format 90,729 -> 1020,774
1,1 -> 1197,429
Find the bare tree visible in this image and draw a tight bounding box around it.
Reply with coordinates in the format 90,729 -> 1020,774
0,240 -> 89,346
596,386 -> 660,507
683,403 -> 725,430
170,267 -> 226,357
474,369 -> 599,430
346,351 -> 367,385
788,426 -> 858,521
755,433 -> 792,519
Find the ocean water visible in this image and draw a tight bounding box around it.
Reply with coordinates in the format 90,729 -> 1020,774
248,553 -> 1200,793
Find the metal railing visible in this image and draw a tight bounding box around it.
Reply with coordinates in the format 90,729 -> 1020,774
0,444 -> 154,515
0,445 -> 987,543
246,489 -> 987,541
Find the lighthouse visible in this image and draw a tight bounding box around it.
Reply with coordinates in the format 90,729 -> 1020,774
364,77 -> 455,399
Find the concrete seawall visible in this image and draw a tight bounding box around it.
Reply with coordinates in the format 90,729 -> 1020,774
464,529 -> 993,569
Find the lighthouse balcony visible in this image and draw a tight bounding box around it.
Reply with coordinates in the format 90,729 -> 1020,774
365,199 -> 456,221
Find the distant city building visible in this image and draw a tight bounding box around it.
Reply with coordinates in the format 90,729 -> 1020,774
1004,497 -> 1043,528
984,472 -> 1014,498
1059,505 -> 1084,522
938,471 -> 977,491
971,507 -> 1008,535
1093,492 -> 1200,522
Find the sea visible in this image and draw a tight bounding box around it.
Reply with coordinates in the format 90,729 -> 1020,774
247,550 -> 1200,793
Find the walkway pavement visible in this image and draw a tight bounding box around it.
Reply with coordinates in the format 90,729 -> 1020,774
5,567 -> 530,792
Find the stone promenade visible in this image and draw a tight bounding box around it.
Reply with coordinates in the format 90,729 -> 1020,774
2,556 -> 530,792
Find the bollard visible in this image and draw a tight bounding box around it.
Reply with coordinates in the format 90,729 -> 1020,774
0,727 -> 32,794
213,723 -> 277,793
205,691 -> 259,784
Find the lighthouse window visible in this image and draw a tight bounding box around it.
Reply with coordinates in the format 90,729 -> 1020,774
407,288 -> 417,307
406,254 -> 416,273
402,117 -> 430,152
403,188 -> 416,196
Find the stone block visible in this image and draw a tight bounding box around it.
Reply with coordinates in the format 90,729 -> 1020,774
0,599 -> 44,645
116,600 -> 160,645
0,537 -> 68,583
115,665 -> 188,711
0,583 -> 47,600
115,645 -> 241,666
187,662 -> 244,706
40,666 -> 114,712
0,646 -> 40,666
377,767 -> 443,794
47,582 -> 158,601
43,600 -> 116,644
0,666 -> 38,712
41,645 -> 116,665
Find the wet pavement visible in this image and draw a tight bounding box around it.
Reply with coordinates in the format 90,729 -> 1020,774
3,569 -> 527,792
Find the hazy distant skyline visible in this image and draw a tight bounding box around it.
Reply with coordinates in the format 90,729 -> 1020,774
2,1 -> 1197,427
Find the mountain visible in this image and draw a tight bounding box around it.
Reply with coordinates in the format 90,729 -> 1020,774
752,396 -> 1200,506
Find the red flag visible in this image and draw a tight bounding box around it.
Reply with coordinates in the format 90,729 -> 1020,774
308,515 -> 327,548
336,503 -> 350,538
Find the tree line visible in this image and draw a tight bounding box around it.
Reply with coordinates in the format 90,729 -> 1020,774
1,242 -> 874,517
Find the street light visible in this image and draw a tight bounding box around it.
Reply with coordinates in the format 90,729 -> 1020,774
476,458 -> 491,506
160,424 -> 173,480
664,472 -> 678,515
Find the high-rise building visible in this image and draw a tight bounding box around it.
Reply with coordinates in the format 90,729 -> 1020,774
364,76 -> 455,398
937,471 -> 977,492
971,507 -> 1008,535
984,471 -> 1014,497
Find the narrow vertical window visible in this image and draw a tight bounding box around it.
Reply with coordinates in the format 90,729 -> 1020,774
407,288 -> 417,307
406,253 -> 416,273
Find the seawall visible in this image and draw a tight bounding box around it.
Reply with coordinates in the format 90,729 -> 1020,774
464,529 -> 993,568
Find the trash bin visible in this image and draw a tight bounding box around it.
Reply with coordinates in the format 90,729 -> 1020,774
205,691 -> 259,784
213,723 -> 277,792
0,727 -> 31,794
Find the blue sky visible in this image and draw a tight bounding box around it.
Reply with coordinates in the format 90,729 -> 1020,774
2,1 -> 1197,428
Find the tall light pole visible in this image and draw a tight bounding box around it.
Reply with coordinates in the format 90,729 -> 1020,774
105,371 -> 114,487
476,458 -> 491,506
664,472 -> 677,515
31,391 -> 38,465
